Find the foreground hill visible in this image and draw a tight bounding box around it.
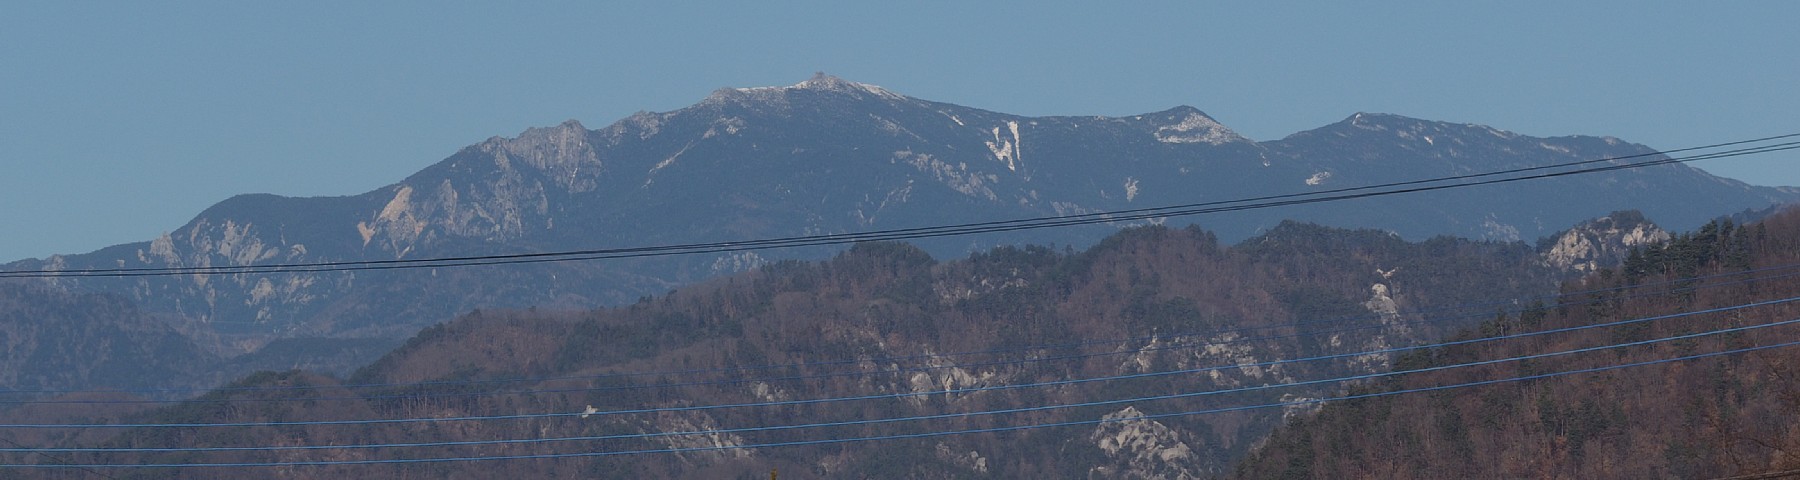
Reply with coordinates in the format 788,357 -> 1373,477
1232,209 -> 1800,478
5,74 -> 1792,363
7,223 -> 1566,478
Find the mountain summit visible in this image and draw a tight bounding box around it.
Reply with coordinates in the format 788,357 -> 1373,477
702,72 -> 908,108
7,74 -> 1794,365
787,71 -> 906,97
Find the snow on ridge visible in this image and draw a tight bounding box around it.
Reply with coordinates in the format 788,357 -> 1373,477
1345,112 -> 1532,143
795,74 -> 906,99
720,73 -> 907,101
1348,112 -> 1380,130
1155,111 -> 1247,145
1477,124 -> 1520,139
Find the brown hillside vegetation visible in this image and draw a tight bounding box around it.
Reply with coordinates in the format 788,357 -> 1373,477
1232,209 -> 1800,479
3,223 -> 1570,479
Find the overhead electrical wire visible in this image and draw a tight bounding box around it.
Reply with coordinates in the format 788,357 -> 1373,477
5,314 -> 1794,467
0,437 -> 122,480
2,133 -> 1795,279
6,293 -> 1790,428
1710,468 -> 1800,480
7,261 -> 1794,405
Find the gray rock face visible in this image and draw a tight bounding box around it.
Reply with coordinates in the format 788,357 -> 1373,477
1090,406 -> 1207,479
6,75 -> 1793,357
1541,211 -> 1672,273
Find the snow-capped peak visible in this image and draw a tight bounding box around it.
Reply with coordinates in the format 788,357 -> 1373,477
1340,112 -> 1518,138
708,72 -> 908,105
1154,107 -> 1248,145
791,72 -> 900,97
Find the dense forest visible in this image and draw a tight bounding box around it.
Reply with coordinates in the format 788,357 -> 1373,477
1233,210 -> 1800,478
2,221 -> 1568,479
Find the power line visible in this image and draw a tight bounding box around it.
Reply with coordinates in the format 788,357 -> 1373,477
0,437 -> 119,480
4,135 -> 1795,279
6,293 -> 1790,428
1711,469 -> 1800,480
7,322 -> 1793,468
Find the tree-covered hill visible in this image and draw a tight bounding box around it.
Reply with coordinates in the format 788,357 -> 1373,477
5,222 -> 1565,478
1232,209 -> 1800,479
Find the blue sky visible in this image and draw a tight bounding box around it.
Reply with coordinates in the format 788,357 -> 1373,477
3,1 -> 1797,262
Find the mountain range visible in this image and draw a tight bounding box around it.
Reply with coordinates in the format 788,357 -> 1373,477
3,73 -> 1794,387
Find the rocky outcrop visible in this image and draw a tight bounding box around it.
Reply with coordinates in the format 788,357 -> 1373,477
1090,407 -> 1207,479
1541,211 -> 1670,273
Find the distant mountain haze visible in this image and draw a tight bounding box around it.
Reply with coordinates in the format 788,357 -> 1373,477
4,73 -> 1792,359
3,75 -> 1797,476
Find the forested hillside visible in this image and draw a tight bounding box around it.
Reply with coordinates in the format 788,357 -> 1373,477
3,223 -> 1564,478
0,284 -> 215,393
1232,209 -> 1800,478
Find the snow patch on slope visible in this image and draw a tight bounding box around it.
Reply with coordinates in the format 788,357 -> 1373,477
986,121 -> 1023,171
1364,283 -> 1399,322
1482,217 -> 1522,242
710,252 -> 768,275
894,150 -> 998,201
1155,111 -> 1247,145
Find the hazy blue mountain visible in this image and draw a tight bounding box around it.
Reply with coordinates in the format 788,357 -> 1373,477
5,73 -> 1793,353
0,282 -> 215,394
